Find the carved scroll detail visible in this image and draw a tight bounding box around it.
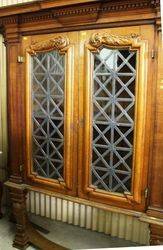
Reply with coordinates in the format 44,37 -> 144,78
27,36 -> 69,55
89,33 -> 140,51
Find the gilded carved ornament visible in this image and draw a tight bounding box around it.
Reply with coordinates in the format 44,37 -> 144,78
27,36 -> 69,55
89,33 -> 140,51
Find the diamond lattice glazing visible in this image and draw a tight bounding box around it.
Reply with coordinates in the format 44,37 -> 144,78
92,48 -> 136,193
31,51 -> 65,180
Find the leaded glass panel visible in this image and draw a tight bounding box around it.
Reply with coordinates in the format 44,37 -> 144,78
92,47 -> 136,193
31,51 -> 65,180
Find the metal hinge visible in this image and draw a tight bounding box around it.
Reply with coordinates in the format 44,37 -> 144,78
19,164 -> 24,172
151,49 -> 155,59
17,56 -> 25,63
144,188 -> 149,199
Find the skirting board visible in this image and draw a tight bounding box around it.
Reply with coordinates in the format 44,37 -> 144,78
26,190 -> 150,245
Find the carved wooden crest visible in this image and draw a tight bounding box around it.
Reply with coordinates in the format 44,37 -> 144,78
89,33 -> 140,51
27,36 -> 69,55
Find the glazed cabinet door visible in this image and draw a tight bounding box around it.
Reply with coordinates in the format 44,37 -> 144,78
23,32 -> 78,195
78,26 -> 154,211
22,26 -> 154,210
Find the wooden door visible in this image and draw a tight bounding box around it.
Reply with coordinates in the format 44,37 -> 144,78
78,26 -> 154,211
22,32 -> 79,196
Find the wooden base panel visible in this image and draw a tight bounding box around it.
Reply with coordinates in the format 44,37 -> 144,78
150,224 -> 163,245
13,241 -> 29,250
9,186 -> 29,249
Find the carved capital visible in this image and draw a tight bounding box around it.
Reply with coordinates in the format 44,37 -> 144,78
89,33 -> 140,51
3,16 -> 20,45
27,36 -> 69,55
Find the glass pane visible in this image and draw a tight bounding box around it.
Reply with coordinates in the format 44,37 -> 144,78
31,51 -> 65,180
92,47 -> 136,193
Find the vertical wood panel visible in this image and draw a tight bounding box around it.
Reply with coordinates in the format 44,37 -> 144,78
147,26 -> 163,218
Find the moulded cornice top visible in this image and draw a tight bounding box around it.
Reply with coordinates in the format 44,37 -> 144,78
0,0 -> 160,18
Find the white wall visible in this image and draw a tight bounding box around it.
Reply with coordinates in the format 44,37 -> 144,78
0,0 -> 36,7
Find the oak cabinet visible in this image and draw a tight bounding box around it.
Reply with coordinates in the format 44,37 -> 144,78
1,0 -> 162,248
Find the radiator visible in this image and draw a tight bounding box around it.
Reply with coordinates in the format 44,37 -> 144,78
27,190 -> 150,245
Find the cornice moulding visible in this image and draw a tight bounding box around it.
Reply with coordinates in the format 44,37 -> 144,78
0,0 -> 160,26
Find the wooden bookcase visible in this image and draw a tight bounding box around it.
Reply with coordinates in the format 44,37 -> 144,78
0,0 -> 162,249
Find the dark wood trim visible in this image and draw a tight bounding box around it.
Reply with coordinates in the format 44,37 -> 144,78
20,19 -> 156,37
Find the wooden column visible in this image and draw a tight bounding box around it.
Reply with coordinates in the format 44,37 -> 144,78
147,20 -> 163,245
3,17 -> 29,249
7,182 -> 29,249
4,17 -> 24,184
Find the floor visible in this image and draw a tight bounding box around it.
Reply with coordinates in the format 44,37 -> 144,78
0,212 -> 139,250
